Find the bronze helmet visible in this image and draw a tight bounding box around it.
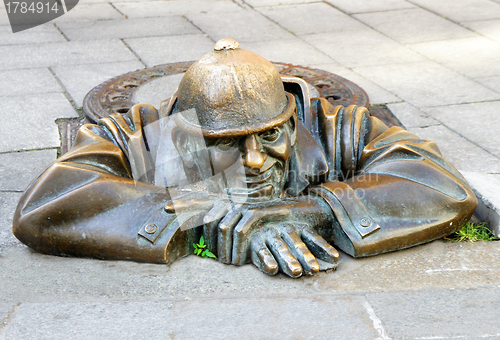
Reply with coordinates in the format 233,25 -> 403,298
168,38 -> 296,138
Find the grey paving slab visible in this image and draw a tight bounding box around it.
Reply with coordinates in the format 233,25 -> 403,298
0,24 -> 66,45
409,37 -> 500,79
242,38 -> 334,66
466,19 -> 500,44
0,40 -> 138,70
462,171 -> 500,237
301,30 -> 426,68
56,16 -> 200,41
0,93 -> 77,153
386,102 -> 440,128
245,0 -> 317,6
310,63 -> 403,105
424,101 -> 500,159
0,68 -> 62,97
113,0 -> 241,19
0,192 -> 23,249
258,3 -> 367,35
354,61 -> 500,107
52,3 -> 124,23
354,8 -> 476,44
53,61 -> 145,107
124,34 -> 214,67
132,73 -> 184,109
367,287 -> 500,339
408,0 -> 500,23
475,75 -> 500,93
408,125 -> 500,173
0,150 -> 57,192
325,0 -> 416,14
187,9 -> 291,44
2,296 -> 379,339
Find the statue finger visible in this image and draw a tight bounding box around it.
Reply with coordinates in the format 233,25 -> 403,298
164,195 -> 215,214
301,227 -> 340,265
266,229 -> 302,278
280,225 -> 320,275
217,205 -> 243,263
250,234 -> 278,276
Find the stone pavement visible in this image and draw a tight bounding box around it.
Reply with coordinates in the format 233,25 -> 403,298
1,0 -> 500,338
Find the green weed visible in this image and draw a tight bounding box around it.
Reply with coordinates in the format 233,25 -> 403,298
448,222 -> 496,242
193,235 -> 217,259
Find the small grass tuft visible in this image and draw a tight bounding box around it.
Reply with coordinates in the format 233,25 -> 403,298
447,222 -> 497,243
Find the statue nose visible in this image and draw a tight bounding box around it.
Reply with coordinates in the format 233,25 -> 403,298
243,135 -> 267,169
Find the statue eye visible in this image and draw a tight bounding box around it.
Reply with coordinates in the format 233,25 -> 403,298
216,138 -> 236,151
260,127 -> 280,142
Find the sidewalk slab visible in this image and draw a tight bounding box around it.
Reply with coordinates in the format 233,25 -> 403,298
408,125 -> 500,173
0,150 -> 57,192
465,19 -> 500,44
124,34 -> 214,67
53,61 -> 145,107
409,36 -> 500,79
57,16 -> 200,41
0,40 -> 138,70
257,3 -> 367,35
113,0 -> 241,19
245,0 -> 317,6
409,0 -> 500,23
424,101 -> 500,159
52,3 -> 124,23
0,68 -> 62,97
301,30 -> 426,68
0,94 -> 77,153
0,192 -> 22,249
187,9 -> 291,43
386,102 -> 440,128
354,8 -> 476,44
354,61 -> 500,107
325,0 -> 416,14
0,24 -> 65,45
475,75 -> 500,93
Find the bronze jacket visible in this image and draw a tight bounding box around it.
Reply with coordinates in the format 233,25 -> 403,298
12,99 -> 478,264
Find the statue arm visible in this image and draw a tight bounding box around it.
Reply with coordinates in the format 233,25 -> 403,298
12,105 -> 198,264
311,99 -> 478,257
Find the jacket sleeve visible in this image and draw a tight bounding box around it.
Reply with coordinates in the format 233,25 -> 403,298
309,98 -> 478,257
12,104 -> 198,264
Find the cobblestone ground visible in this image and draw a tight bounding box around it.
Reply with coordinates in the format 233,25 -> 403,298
1,0 -> 500,338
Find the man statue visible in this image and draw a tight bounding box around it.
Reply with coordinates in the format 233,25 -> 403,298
13,38 -> 478,278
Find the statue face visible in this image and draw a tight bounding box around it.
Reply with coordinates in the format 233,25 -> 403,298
204,120 -> 294,203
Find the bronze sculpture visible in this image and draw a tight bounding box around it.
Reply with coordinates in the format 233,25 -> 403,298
13,38 -> 478,278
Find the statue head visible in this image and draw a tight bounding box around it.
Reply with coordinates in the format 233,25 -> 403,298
168,38 -> 298,202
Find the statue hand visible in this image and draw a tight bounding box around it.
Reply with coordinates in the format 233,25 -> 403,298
251,223 -> 339,278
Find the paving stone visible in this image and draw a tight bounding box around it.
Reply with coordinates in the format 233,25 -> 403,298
242,38 -> 334,66
132,73 -> 184,109
257,3 -> 367,35
324,0 -> 416,14
0,68 -> 62,97
53,61 -> 145,107
354,61 -> 500,107
2,296 -> 379,339
462,171 -> 500,238
56,16 -> 200,41
53,3 -> 124,23
409,0 -> 500,23
124,34 -> 215,67
354,8 -> 476,44
245,0 -> 317,6
301,30 -> 426,68
310,63 -> 402,105
475,75 -> 500,94
0,150 -> 57,192
0,40 -> 138,70
423,101 -> 500,159
0,93 -> 77,153
465,19 -> 500,44
0,192 -> 23,249
409,37 -> 500,79
386,102 -> 440,128
366,287 -> 500,339
0,24 -> 66,45
408,125 -> 500,173
187,9 -> 291,43
113,0 -> 241,19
